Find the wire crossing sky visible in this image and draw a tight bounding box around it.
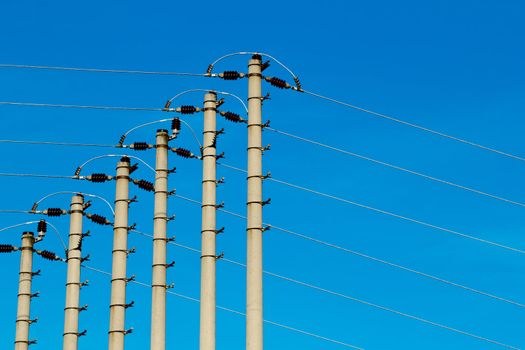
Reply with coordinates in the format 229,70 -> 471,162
0,1 -> 524,349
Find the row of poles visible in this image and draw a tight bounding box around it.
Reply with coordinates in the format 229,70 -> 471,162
7,54 -> 267,350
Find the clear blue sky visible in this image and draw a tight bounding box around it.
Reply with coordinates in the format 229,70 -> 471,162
0,0 -> 524,349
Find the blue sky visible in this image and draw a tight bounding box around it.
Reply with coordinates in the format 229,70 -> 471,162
0,0 -> 524,349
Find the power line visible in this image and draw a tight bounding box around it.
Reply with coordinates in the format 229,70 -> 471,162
0,172 -> 78,179
0,63 -> 207,77
217,163 -> 525,255
298,89 -> 525,163
266,127 -> 525,208
130,229 -> 519,349
0,101 -> 164,112
0,139 -> 117,148
171,194 -> 524,308
81,264 -> 365,350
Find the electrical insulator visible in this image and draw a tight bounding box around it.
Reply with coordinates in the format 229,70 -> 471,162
118,135 -> 126,147
267,77 -> 290,89
130,142 -> 150,151
89,173 -> 111,183
121,156 -> 131,163
178,105 -> 198,115
171,118 -> 181,138
173,148 -> 194,159
0,244 -> 16,253
46,208 -> 65,217
38,250 -> 60,261
87,213 -> 111,226
37,220 -> 47,233
134,179 -> 155,192
293,77 -> 302,90
164,100 -> 172,110
221,71 -> 242,80
220,111 -> 244,123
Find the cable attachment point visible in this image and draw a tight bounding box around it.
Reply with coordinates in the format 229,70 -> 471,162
216,252 -> 224,260
262,171 -> 272,180
80,280 -> 89,288
216,177 -> 225,185
125,275 -> 136,283
124,301 -> 135,309
215,152 -> 225,160
166,261 -> 175,269
167,189 -> 177,196
215,128 -> 225,136
28,318 -> 38,325
129,163 -> 139,174
168,167 -> 177,174
85,213 -> 113,226
78,330 -> 87,337
262,198 -> 272,206
262,120 -> 271,128
262,92 -> 271,101
127,247 -> 136,255
129,142 -> 152,151
219,111 -> 246,123
261,60 -> 271,71
293,76 -> 302,91
124,328 -> 134,336
79,304 -> 89,312
44,208 -> 67,217
215,202 -> 225,209
176,105 -> 200,114
215,227 -> 225,235
262,225 -> 271,232
216,98 -> 225,107
166,236 -> 176,242
87,173 -> 113,183
262,144 -> 271,152
128,196 -> 138,205
30,291 -> 40,299
31,270 -> 41,277
82,201 -> 92,210
27,340 -> 37,346
80,254 -> 90,263
219,71 -> 245,80
165,283 -> 175,289
265,76 -> 291,89
133,179 -> 155,192
171,147 -> 198,159
167,215 -> 176,222
127,223 -> 137,231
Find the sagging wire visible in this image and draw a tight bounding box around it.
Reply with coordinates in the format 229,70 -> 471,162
164,89 -> 248,113
74,154 -> 156,177
31,191 -> 115,216
0,220 -> 66,251
206,51 -> 301,90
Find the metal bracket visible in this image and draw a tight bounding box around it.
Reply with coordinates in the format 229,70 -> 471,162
168,189 -> 177,196
165,283 -> 175,289
28,318 -> 38,324
124,301 -> 135,309
215,177 -> 225,185
167,215 -> 176,222
82,231 -> 91,238
125,275 -> 136,283
262,144 -> 271,152
168,167 -> 177,174
80,254 -> 90,263
215,152 -> 225,160
216,252 -> 224,260
30,292 -> 40,299
127,223 -> 137,231
262,120 -> 271,128
215,227 -> 225,235
83,201 -> 92,210
31,270 -> 41,277
262,171 -> 272,180
79,304 -> 89,312
127,196 -> 138,205
127,247 -> 136,255
262,198 -> 272,206
80,280 -> 89,288
215,202 -> 225,209
166,261 -> 175,269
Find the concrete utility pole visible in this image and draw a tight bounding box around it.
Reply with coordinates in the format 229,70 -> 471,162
151,129 -> 169,350
14,231 -> 35,350
200,92 -> 218,350
63,194 -> 84,350
246,55 -> 264,350
109,157 -> 131,350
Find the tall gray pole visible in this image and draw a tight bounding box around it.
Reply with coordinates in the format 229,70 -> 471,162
63,194 -> 84,350
246,55 -> 264,350
200,92 -> 217,350
14,231 -> 35,350
109,157 -> 131,350
151,129 -> 169,350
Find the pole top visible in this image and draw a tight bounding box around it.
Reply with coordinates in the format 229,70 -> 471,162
22,231 -> 34,237
156,129 -> 169,134
120,156 -> 131,163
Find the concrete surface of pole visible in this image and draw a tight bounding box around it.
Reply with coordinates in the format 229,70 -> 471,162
151,129 -> 169,350
109,157 -> 131,350
246,55 -> 264,350
14,231 -> 35,350
63,195 -> 84,350
200,92 -> 217,350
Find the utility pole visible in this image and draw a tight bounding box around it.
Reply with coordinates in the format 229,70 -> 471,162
109,157 -> 131,350
14,231 -> 35,350
246,54 -> 264,350
63,194 -> 84,350
151,129 -> 169,350
200,92 -> 218,350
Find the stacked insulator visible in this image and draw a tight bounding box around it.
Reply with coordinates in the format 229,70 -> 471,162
37,220 -> 47,233
134,179 -> 155,192
118,135 -> 126,146
172,148 -> 194,159
130,142 -> 150,151
45,208 -> 65,217
178,105 -> 198,115
171,118 -> 181,132
266,76 -> 290,89
88,173 -> 112,183
220,111 -> 244,123
86,213 -> 112,226
38,250 -> 61,261
221,71 -> 242,80
0,244 -> 16,253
